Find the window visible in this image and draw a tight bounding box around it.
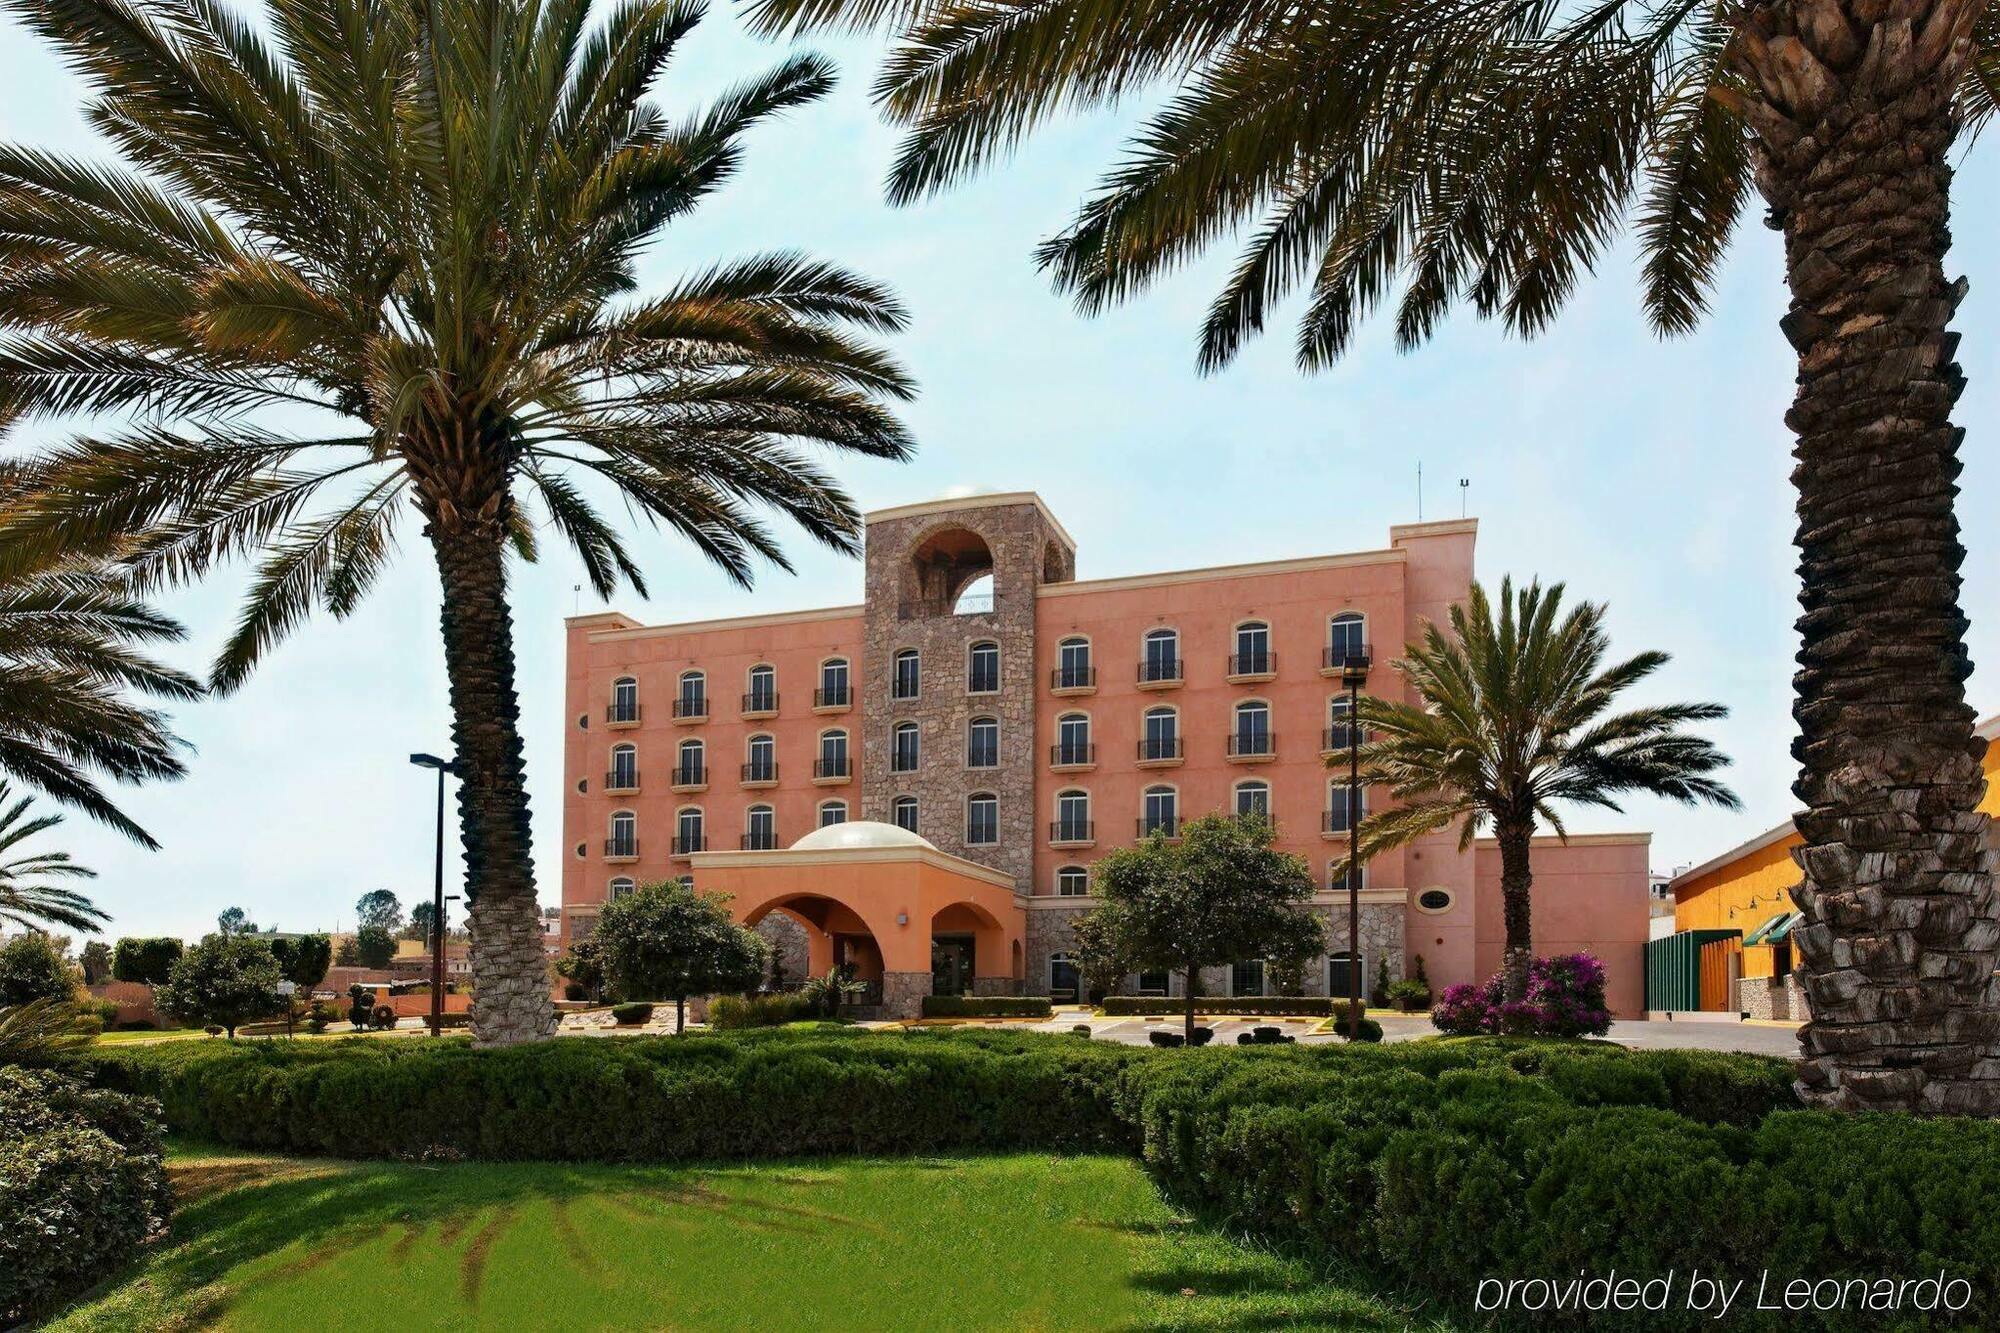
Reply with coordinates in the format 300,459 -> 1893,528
967,716 -> 999,768
892,649 -> 920,701
1417,888 -> 1454,913
1235,779 -> 1270,819
674,807 -> 704,855
1141,628 -> 1180,683
609,876 -> 635,900
675,670 -> 706,718
745,734 -> 775,783
1231,700 -> 1273,756
968,641 -> 1000,694
1055,790 -> 1091,842
818,658 -> 850,708
1330,860 -> 1367,893
818,799 -> 848,827
1327,951 -> 1363,998
1056,637 -> 1092,690
817,729 -> 849,778
1054,712 -> 1092,766
1056,865 -> 1089,897
1326,695 -> 1361,751
1231,959 -> 1267,998
966,793 -> 998,845
892,794 -> 919,834
1136,969 -> 1169,995
744,804 -> 776,851
745,664 -> 776,713
607,811 -> 636,858
1140,705 -> 1180,761
1049,952 -> 1080,1000
675,737 -> 704,785
608,743 -> 637,790
1326,781 -> 1366,834
1231,621 -> 1272,676
1328,613 -> 1368,670
609,676 -> 638,724
891,721 -> 921,773
1141,785 -> 1178,838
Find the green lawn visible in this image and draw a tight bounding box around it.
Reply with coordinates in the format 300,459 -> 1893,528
50,1149 -> 1446,1332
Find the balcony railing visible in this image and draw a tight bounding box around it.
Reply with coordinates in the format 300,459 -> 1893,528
966,823 -> 999,846
813,757 -> 850,779
1050,743 -> 1096,767
604,837 -> 638,858
967,671 -> 1000,695
1323,725 -> 1369,751
967,747 -> 999,769
671,765 -> 706,787
671,834 -> 707,856
889,750 -> 920,774
814,685 -> 851,709
1227,652 -> 1276,677
1322,808 -> 1362,835
1139,816 -> 1181,839
1137,737 -> 1183,762
605,769 -> 639,791
891,680 -> 919,702
1051,665 -> 1096,690
606,703 -> 639,724
1050,820 -> 1094,844
1227,733 -> 1276,759
741,691 -> 779,714
671,696 -> 708,720
741,762 -> 778,783
1323,643 -> 1373,675
740,830 -> 778,851
1138,658 -> 1182,685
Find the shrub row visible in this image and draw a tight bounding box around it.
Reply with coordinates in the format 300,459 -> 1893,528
1097,995 -> 1360,1018
708,994 -> 817,1029
919,996 -> 1053,1019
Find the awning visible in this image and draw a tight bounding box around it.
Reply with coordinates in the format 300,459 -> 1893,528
1744,911 -> 1800,945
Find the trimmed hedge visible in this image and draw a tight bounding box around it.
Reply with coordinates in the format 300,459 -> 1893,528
919,996 -> 1053,1019
1098,995 -> 1359,1018
708,994 -> 816,1029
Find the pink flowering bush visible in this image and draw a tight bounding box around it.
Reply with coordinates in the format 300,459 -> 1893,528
1427,953 -> 1611,1038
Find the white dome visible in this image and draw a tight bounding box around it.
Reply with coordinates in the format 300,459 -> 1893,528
788,819 -> 936,852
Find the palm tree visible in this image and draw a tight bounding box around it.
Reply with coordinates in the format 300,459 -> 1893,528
0,782 -> 105,935
1345,579 -> 1737,1002
754,0 -> 2000,1111
0,0 -> 915,1046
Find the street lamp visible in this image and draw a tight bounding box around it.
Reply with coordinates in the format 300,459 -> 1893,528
1340,659 -> 1369,1039
410,752 -> 460,1036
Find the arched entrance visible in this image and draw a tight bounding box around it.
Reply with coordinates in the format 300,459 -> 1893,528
930,899 -> 1018,997
743,894 -> 888,1004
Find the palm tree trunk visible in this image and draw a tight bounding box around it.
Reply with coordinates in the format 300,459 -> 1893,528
1496,818 -> 1534,1002
427,521 -> 556,1049
1734,0 -> 2000,1113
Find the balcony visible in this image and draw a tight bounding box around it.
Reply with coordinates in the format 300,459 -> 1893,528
670,764 -> 708,792
671,697 -> 708,723
1321,643 -> 1374,680
741,691 -> 779,719
1136,737 -> 1183,768
1226,733 -> 1276,763
1049,820 -> 1095,848
741,762 -> 779,788
1050,665 -> 1096,695
813,686 -> 851,713
812,757 -> 851,784
1226,652 -> 1276,683
606,703 -> 640,729
604,837 -> 638,863
1137,659 -> 1182,690
604,768 -> 640,794
1049,742 -> 1096,772
967,747 -> 999,770
1321,725 -> 1369,755
670,835 -> 707,858
1322,808 -> 1362,838
890,752 -> 920,775
1138,816 -> 1181,840
967,672 -> 1000,696
740,830 -> 778,851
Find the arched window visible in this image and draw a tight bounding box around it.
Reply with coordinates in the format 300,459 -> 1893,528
1231,958 -> 1267,998
1049,952 -> 1080,1000
607,810 -> 636,859
891,720 -> 921,773
744,804 -> 776,851
609,876 -> 636,900
675,670 -> 707,719
892,648 -> 921,701
891,794 -> 920,834
1326,781 -> 1366,834
966,793 -> 998,845
1231,621 -> 1272,676
967,716 -> 999,768
1234,779 -> 1270,819
1231,699 -> 1273,757
745,734 -> 776,783
674,806 -> 705,855
1140,705 -> 1180,761
1141,785 -> 1179,838
1054,712 -> 1092,767
609,676 -> 639,724
818,799 -> 848,827
1054,790 -> 1091,843
1326,695 -> 1361,752
1327,613 -> 1368,671
967,640 -> 1001,694
1327,951 -> 1364,999
744,664 -> 777,714
1141,628 -> 1180,684
818,658 -> 850,709
1056,865 -> 1089,897
675,737 -> 705,786
817,729 -> 849,779
608,743 -> 637,791
1055,636 -> 1093,690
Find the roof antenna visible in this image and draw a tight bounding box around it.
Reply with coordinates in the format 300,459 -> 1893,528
1416,461 -> 1423,522
572,583 -> 581,615
1459,478 -> 1470,518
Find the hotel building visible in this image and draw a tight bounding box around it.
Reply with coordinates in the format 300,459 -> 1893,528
560,493 -> 1651,1018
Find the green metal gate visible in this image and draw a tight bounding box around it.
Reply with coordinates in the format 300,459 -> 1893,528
1645,929 -> 1740,1012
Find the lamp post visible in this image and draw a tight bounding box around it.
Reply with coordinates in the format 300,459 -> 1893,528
409,752 -> 459,1036
1341,665 -> 1367,1039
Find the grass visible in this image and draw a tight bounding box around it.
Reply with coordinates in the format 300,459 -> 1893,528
50,1148 -> 1451,1332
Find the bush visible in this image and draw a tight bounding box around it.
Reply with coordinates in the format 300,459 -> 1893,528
611,1002 -> 654,1026
709,994 -> 815,1030
1342,1017 -> 1384,1043
920,996 -> 1053,1019
1385,979 -> 1431,1012
111,937 -> 184,986
1428,955 -> 1612,1039
1099,995 -> 1356,1018
0,933 -> 80,1007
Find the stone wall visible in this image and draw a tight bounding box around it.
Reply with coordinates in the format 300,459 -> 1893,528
756,914 -> 809,988
1739,972 -> 1811,1022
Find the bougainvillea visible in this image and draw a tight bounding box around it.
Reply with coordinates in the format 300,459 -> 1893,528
1428,953 -> 1611,1038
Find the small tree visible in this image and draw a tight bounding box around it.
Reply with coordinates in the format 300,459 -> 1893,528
595,882 -> 770,1033
269,934 -> 332,991
1086,814 -> 1320,1041
406,901 -> 437,943
216,907 -> 257,936
155,933 -> 281,1038
554,937 -> 608,1003
353,926 -> 396,970
111,937 -> 182,985
1067,907 -> 1131,1005
354,890 -> 404,935
333,936 -> 360,967
0,932 -> 80,1006
78,940 -> 112,985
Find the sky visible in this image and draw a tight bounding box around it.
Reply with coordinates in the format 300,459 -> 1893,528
5,6 -> 1999,941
